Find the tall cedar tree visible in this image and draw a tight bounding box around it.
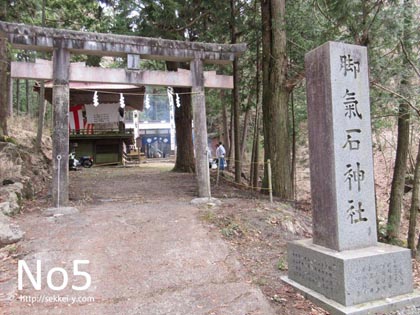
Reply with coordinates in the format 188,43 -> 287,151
387,0 -> 412,242
230,0 -> 242,182
261,0 -> 293,199
0,38 -> 9,138
166,61 -> 195,173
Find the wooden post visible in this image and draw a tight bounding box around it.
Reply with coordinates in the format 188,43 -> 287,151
267,159 -> 273,203
52,47 -> 70,207
191,58 -> 211,198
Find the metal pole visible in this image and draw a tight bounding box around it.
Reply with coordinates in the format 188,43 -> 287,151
267,159 -> 273,203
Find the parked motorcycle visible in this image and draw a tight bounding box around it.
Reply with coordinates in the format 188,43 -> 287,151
78,156 -> 93,168
69,152 -> 78,171
69,152 -> 93,170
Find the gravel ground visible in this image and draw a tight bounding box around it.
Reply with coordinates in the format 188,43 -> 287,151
0,164 -> 276,315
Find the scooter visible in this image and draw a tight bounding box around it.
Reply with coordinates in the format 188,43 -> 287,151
69,153 -> 93,170
78,156 -> 93,168
69,152 -> 78,171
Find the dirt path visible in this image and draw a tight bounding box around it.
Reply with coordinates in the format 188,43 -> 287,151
0,163 -> 275,315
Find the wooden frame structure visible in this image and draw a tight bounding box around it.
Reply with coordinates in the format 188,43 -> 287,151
0,21 -> 246,206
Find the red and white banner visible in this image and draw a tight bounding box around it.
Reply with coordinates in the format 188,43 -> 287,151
69,105 -> 84,131
69,105 -> 94,133
85,123 -> 94,134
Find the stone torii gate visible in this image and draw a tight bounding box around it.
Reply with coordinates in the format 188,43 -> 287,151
0,21 -> 246,206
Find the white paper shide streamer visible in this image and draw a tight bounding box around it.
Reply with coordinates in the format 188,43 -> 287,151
93,91 -> 99,107
145,94 -> 151,109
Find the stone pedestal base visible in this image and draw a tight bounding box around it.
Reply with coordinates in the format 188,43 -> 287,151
42,207 -> 79,217
282,276 -> 420,315
282,239 -> 420,314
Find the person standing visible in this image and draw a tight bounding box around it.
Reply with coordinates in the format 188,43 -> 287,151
216,142 -> 226,171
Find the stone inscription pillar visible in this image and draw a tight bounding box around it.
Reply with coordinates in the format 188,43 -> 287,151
306,41 -> 377,251
282,42 -> 419,315
52,47 -> 70,207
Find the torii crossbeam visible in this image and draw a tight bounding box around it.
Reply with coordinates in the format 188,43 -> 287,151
0,21 -> 246,206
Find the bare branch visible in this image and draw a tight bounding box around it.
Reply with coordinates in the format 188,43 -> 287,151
314,0 -> 340,29
174,11 -> 210,32
400,39 -> 420,78
371,80 -> 420,117
286,71 -> 305,92
366,0 -> 383,35
372,113 -> 399,119
287,39 -> 306,52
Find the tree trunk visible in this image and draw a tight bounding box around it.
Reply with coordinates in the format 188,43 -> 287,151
173,87 -> 195,173
166,61 -> 195,173
260,0 -> 292,199
230,0 -> 241,183
32,85 -> 36,116
387,0 -> 412,242
36,0 -> 46,152
240,106 -> 251,159
25,79 -> 30,116
387,104 -> 410,242
8,68 -> 12,118
291,91 -> 296,199
251,2 -> 261,191
408,140 -> 420,257
250,121 -> 255,186
253,114 -> 260,190
0,37 -> 9,137
227,107 -> 234,170
250,109 -> 260,190
417,233 -> 420,258
221,90 -> 230,154
36,81 -> 46,152
233,59 -> 241,183
16,79 -> 20,116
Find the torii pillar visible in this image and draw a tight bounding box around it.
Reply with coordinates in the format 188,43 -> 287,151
51,47 -> 70,207
0,21 -> 246,203
191,58 -> 210,197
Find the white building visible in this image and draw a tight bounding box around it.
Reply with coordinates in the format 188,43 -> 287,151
125,89 -> 176,157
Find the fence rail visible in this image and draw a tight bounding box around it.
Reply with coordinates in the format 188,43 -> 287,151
70,128 -> 134,136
